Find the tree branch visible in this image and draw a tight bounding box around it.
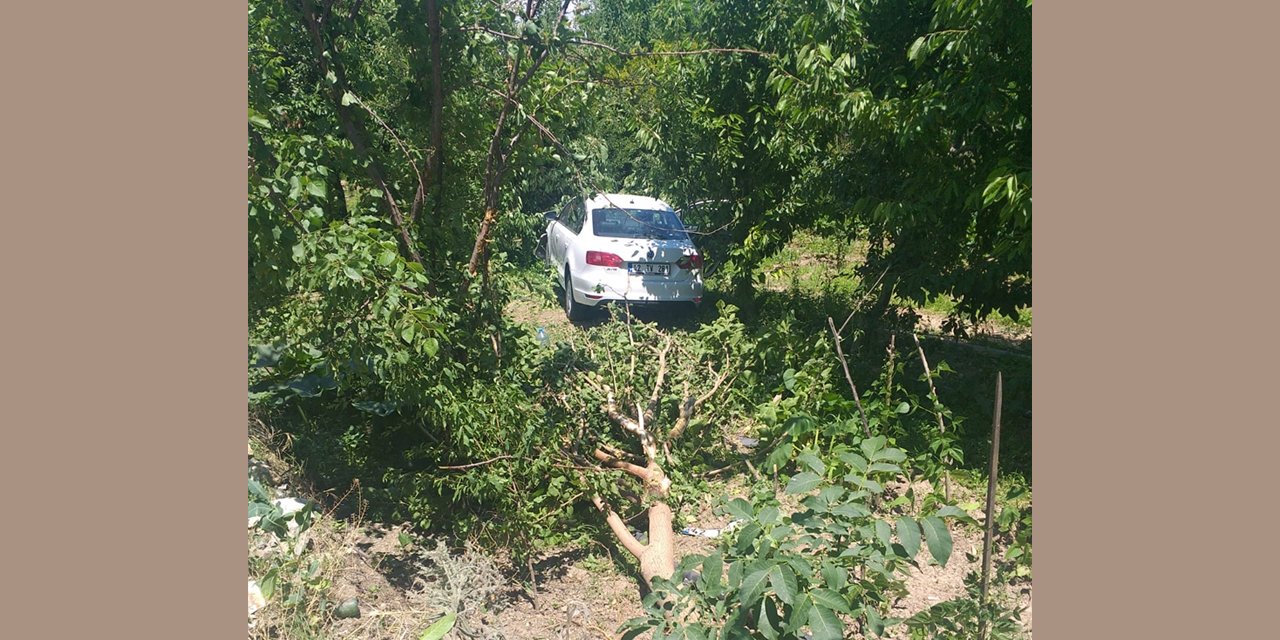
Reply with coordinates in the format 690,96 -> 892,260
828,316 -> 872,439
591,495 -> 646,559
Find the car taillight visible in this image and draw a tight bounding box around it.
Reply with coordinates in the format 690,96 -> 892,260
677,253 -> 703,270
586,251 -> 624,268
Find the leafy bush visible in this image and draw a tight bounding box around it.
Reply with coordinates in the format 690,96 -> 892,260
620,436 -> 969,639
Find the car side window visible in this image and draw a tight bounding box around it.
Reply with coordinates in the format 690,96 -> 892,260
571,201 -> 587,234
559,197 -> 585,235
558,198 -> 576,225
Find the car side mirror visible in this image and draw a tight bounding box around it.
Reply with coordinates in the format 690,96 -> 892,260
544,211 -> 558,223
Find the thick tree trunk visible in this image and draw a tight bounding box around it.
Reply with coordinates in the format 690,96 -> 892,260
639,501 -> 676,583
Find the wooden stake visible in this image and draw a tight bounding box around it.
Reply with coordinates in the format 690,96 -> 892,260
978,372 -> 1003,640
912,332 -> 951,500
828,316 -> 872,439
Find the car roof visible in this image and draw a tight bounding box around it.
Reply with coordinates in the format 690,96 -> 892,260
585,193 -> 674,212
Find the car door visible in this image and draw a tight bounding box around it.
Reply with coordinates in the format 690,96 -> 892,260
548,198 -> 576,268
558,198 -> 586,269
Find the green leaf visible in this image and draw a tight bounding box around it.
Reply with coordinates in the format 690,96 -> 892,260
921,516 -> 953,566
907,36 -> 927,62
808,605 -> 845,640
739,565 -> 770,606
796,450 -> 825,475
734,522 -> 763,555
785,472 -> 822,494
866,606 -> 885,636
341,91 -> 357,106
860,436 -> 887,459
402,324 -> 416,343
874,520 -> 893,550
868,462 -> 900,474
377,250 -> 397,266
725,497 -> 754,520
248,109 -> 271,129
344,266 -> 363,282
895,401 -> 911,414
838,452 -> 867,473
419,612 -> 456,640
702,552 -> 723,590
758,505 -> 780,525
259,569 -> 278,600
423,337 -> 440,358
768,563 -> 798,605
306,180 -> 326,199
897,516 -> 922,557
876,448 -> 908,463
248,478 -> 271,503
809,588 -> 851,615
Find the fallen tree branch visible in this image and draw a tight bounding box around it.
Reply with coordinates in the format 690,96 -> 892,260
437,454 -> 520,471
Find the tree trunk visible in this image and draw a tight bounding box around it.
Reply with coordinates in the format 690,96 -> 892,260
426,0 -> 444,218
639,501 -> 676,584
300,0 -> 423,266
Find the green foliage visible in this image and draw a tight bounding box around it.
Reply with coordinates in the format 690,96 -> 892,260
620,448 -> 967,639
246,3 -> 1031,634
902,578 -> 1028,639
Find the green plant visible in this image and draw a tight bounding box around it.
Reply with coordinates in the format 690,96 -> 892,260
903,578 -> 1027,640
619,436 -> 969,639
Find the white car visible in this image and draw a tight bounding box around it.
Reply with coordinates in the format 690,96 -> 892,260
544,193 -> 704,320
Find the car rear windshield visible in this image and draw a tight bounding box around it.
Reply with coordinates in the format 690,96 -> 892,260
591,208 -> 688,240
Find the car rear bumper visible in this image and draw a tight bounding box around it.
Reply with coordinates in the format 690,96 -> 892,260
570,269 -> 703,306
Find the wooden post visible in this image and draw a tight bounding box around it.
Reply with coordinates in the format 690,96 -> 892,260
978,372 -> 1003,640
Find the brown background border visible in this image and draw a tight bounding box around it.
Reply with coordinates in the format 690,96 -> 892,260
2,1 -> 1276,637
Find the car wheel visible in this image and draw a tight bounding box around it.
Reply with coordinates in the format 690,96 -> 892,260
564,267 -> 588,321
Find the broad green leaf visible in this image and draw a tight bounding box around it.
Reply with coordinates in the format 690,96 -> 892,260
784,594 -> 813,634
808,588 -> 851,615
768,563 -> 798,605
758,505 -> 780,525
702,552 -> 723,589
341,91 -> 357,106
757,597 -> 782,639
838,452 -> 868,473
876,448 -> 908,463
921,516 -> 953,566
866,606 -> 885,636
344,266 -> 363,282
860,435 -> 887,459
377,250 -> 397,266
895,401 -> 911,413
868,462 -> 900,473
808,605 -> 844,640
734,522 -> 762,554
725,498 -> 754,520
796,450 -> 825,475
786,472 -> 822,494
874,520 -> 893,550
739,565 -> 770,606
259,569 -> 278,600
419,612 -> 456,640
897,516 -> 922,557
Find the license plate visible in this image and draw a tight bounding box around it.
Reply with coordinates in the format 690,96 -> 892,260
628,262 -> 670,276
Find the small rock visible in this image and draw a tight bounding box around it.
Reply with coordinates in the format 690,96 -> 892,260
334,598 -> 361,619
